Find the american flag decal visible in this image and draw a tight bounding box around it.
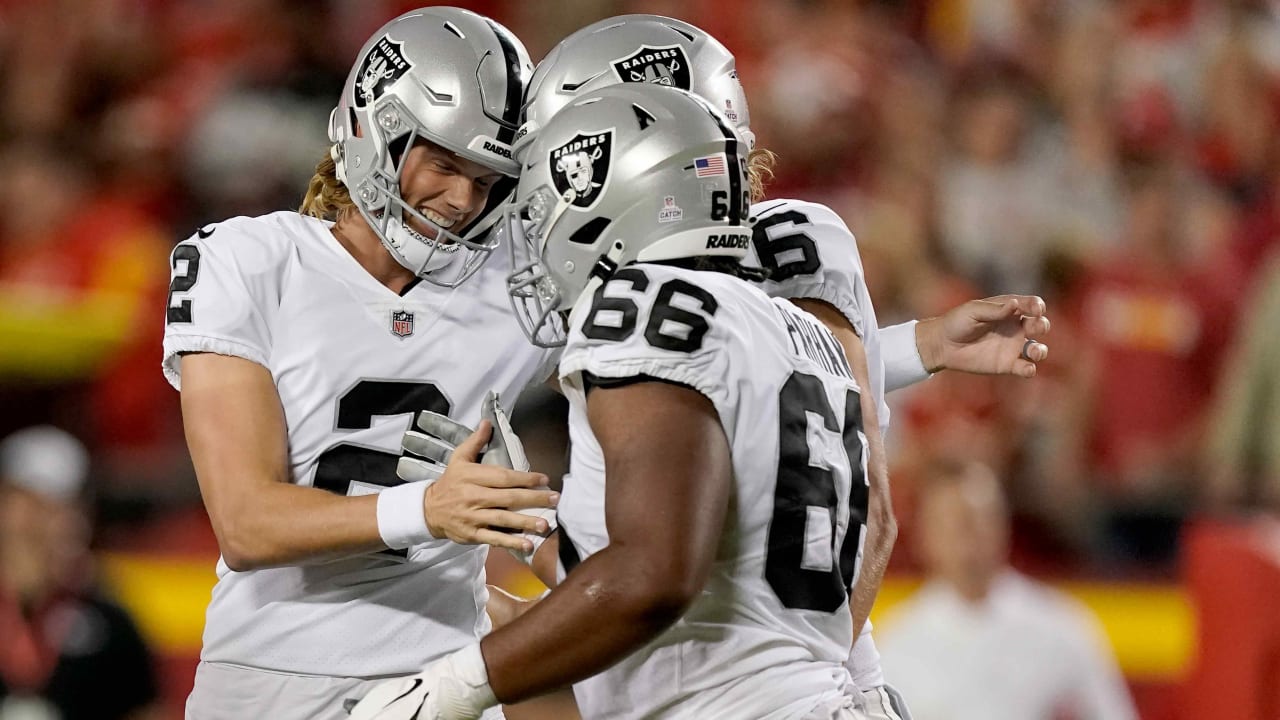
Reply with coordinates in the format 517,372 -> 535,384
391,310 -> 414,338
694,154 -> 727,177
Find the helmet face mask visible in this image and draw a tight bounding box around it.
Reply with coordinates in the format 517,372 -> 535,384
506,84 -> 752,348
331,7 -> 532,286
505,188 -> 571,347
516,14 -> 754,162
332,100 -> 486,281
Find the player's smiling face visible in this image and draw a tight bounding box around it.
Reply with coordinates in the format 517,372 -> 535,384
398,140 -> 503,242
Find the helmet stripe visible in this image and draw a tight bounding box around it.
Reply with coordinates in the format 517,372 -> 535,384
485,19 -> 523,144
708,111 -> 743,226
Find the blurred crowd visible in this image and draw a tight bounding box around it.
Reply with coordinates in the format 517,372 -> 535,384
1,0 -> 1277,582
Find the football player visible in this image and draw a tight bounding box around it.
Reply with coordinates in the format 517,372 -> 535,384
509,15 -> 1050,719
163,8 -> 560,719
350,80 -> 878,720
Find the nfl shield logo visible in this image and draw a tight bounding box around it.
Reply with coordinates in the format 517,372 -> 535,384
391,310 -> 414,338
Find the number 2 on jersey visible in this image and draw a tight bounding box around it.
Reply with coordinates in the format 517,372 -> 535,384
166,244 -> 201,324
314,381 -> 451,557
314,380 -> 451,495
766,372 -> 869,612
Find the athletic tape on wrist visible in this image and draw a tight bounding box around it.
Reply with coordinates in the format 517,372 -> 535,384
376,481 -> 433,549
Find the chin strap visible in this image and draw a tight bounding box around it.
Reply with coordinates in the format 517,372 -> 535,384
578,239 -> 628,310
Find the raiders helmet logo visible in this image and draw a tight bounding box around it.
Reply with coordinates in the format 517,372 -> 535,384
550,130 -> 613,210
355,36 -> 412,108
610,45 -> 692,90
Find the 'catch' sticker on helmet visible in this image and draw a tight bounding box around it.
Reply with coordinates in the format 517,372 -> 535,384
610,45 -> 692,90
356,36 -> 413,108
551,130 -> 613,210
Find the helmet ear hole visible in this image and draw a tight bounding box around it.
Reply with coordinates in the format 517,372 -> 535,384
386,134 -> 412,168
569,216 -> 611,245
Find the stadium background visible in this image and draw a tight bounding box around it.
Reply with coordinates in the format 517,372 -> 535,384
2,0 -> 1278,718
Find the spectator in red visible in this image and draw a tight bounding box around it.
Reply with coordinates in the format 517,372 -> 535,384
1054,162 -> 1239,564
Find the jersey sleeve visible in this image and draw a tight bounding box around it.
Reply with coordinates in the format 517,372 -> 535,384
558,266 -> 735,412
749,199 -> 869,337
161,217 -> 289,390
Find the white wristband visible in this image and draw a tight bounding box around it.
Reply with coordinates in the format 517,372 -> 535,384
376,481 -> 433,550
880,320 -> 932,392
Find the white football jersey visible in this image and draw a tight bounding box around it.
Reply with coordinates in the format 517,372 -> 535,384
161,211 -> 557,677
746,199 -> 889,439
557,263 -> 867,719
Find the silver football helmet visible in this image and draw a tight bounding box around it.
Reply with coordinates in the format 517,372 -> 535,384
330,7 -> 532,286
505,83 -> 751,347
516,14 -> 753,158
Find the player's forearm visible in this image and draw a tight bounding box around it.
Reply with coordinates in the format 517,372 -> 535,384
846,335 -> 895,634
213,482 -> 386,570
183,352 -> 399,569
480,545 -> 694,703
529,532 -> 560,588
478,381 -> 725,701
848,484 -> 896,634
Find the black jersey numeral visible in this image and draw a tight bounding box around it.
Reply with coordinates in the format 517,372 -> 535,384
765,371 -> 869,612
581,268 -> 718,353
751,210 -> 821,282
314,380 -> 452,558
166,244 -> 201,324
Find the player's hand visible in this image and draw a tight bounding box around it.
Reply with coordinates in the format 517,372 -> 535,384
402,412 -> 555,552
404,392 -> 558,562
346,671 -> 435,720
345,646 -> 496,720
477,391 -> 531,473
916,295 -> 1049,378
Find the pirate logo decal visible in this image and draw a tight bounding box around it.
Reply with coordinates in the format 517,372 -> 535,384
356,36 -> 412,108
550,129 -> 613,210
610,45 -> 692,90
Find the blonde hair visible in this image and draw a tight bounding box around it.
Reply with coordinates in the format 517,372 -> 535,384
747,146 -> 777,204
299,152 -> 355,221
